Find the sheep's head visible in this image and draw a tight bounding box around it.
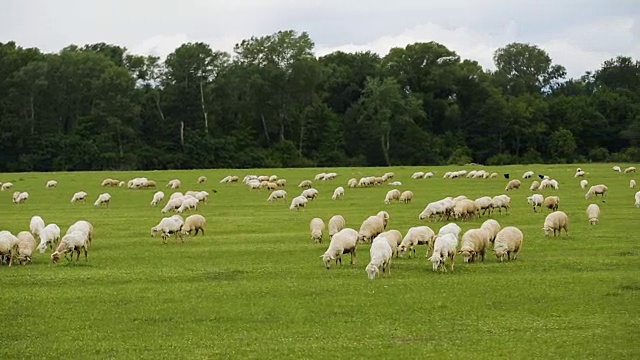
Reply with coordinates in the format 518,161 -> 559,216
311,231 -> 322,243
151,227 -> 159,237
357,234 -> 367,243
398,244 -> 407,256
51,251 -> 61,264
365,264 -> 379,280
494,248 -> 506,262
37,243 -> 47,253
542,226 -> 552,236
418,212 -> 427,220
428,254 -> 442,271
459,247 -> 475,263
589,218 -> 598,225
320,254 -> 333,269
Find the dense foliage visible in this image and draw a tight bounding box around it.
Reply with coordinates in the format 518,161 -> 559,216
1,31 -> 639,171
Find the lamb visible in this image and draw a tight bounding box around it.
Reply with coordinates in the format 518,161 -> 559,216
522,171 -> 534,179
365,236 -> 392,280
357,216 -> 385,243
585,184 -> 608,199
328,215 -> 346,239
15,231 -> 36,265
331,187 -> 345,200
347,178 -> 357,188
167,179 -> 181,189
66,220 -> 94,248
580,179 -> 589,189
70,191 -> 88,204
527,194 -> 544,212
377,230 -> 402,258
542,211 -> 569,237
198,176 -> 207,184
635,191 -> 640,208
1,182 -> 14,191
399,190 -> 413,204
613,166 -> 622,172
529,181 -> 540,191
37,224 -> 61,253
544,195 -> 560,211
384,189 -> 401,204
12,191 -> 29,204
301,188 -> 318,200
428,233 -> 458,272
624,167 -> 636,173
93,193 -> 111,207
101,178 -> 120,187
320,228 -> 358,269
298,180 -> 312,188
505,179 -> 521,191
182,214 -> 206,236
631,180 -> 636,189
493,226 -> 523,262
0,231 -> 19,266
51,231 -> 89,263
30,215 -> 45,238
46,180 -> 58,188
398,226 -> 435,258
480,219 -> 501,243
176,197 -> 199,213
586,204 -> 600,225
289,195 -> 308,211
459,228 -> 491,263
267,189 -> 287,202
151,191 -> 165,206
151,216 -> 184,243
310,218 -> 325,243
376,211 -> 390,229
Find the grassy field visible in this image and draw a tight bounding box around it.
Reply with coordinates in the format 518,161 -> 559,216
0,164 -> 639,359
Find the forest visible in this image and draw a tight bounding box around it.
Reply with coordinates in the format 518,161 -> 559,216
0,30 -> 639,172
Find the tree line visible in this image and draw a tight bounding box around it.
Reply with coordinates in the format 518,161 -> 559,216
1,30 -> 639,172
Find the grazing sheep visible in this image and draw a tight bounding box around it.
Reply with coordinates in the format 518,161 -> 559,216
474,196 -> 493,216
384,189 -> 401,204
46,180 -> 58,188
198,176 -> 207,184
388,181 -> 402,186
585,184 -> 608,199
480,219 -> 501,243
12,191 -> 29,204
267,189 -> 287,202
301,188 -> 318,200
269,175 -> 278,182
357,216 -> 385,243
320,228 -> 358,269
37,224 -> 61,253
51,231 -> 89,263
151,191 -> 165,206
624,167 -> 636,173
505,179 -> 521,191
314,173 -> 326,181
66,220 -> 94,248
613,166 -> 621,172
580,179 -> 589,189
298,180 -> 312,188
428,233 -> 458,272
276,179 -> 287,187
452,199 -> 479,220
167,179 -> 181,189
328,215 -> 346,239
15,231 -> 36,265
30,215 -> 45,238
574,170 -> 585,178
331,187 -> 345,200
493,226 -> 523,262
586,204 -> 600,225
161,198 -> 182,213
489,172 -> 498,179
310,218 -> 325,243
419,199 -> 452,221
365,236 -> 393,280
490,195 -> 511,215
151,216 -> 184,243
542,211 -> 569,237
522,171 -> 534,179
176,197 -> 199,213
101,178 -> 120,187
438,223 -> 462,240
377,230 -> 402,258
1,182 -> 14,191
423,172 -> 434,178
70,191 -> 88,204
376,211 -> 390,229
527,194 -> 544,212
93,193 -> 111,207
118,181 -> 125,187
529,180 -> 540,191
182,214 -> 206,236
0,231 -> 19,266
289,195 -> 308,211
398,226 -> 435,258
169,192 -> 184,201
543,196 -> 560,211
411,172 -> 425,179
631,180 -> 636,189
459,228 -> 491,263
347,178 -> 357,188
635,191 -> 640,208
399,190 -> 413,204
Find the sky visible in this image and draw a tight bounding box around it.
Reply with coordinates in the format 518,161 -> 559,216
1,0 -> 638,79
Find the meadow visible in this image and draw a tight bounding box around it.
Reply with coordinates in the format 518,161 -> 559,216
0,164 -> 639,359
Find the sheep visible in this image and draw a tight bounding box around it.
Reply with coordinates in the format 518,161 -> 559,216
585,184 -> 608,199
328,215 -> 345,239
30,215 -> 45,238
310,218 -> 325,243
490,172 -> 499,179
387,181 -> 401,186
301,188 -> 318,200
474,196 -> 492,216
529,181 -> 540,191
419,200 -> 450,221
289,195 -> 308,211
542,211 -> 569,237
161,198 -> 182,213
323,172 -> 338,181
219,175 -> 233,183
101,178 -> 120,187
451,199 -> 478,220
140,180 -> 156,189
459,228 -> 491,263
624,167 -> 636,173
428,233 -> 458,272
176,197 -> 199,213
37,224 -> 61,253
51,231 -> 89,263
490,195 -> 511,215
15,231 -> 36,265
151,191 -> 165,206
522,171 -> 534,179
580,179 -> 589,189
365,236 -> 393,280
93,193 -> 111,207
384,189 -> 401,204
635,191 -> 640,208
1,182 -> 14,191
169,192 -> 184,201
0,231 -> 19,266
493,226 -> 523,262
151,216 -> 184,244
480,219 -> 501,243
574,170 -> 586,178
167,179 -> 181,189
276,179 -> 287,187
376,211 -> 390,229
613,166 -> 622,172
298,180 -> 312,188
127,177 -> 148,189
70,191 -> 88,204
631,180 -> 637,189
320,228 -> 358,269
118,181 -> 125,187
505,179 -> 521,191
357,216 -> 385,243
543,196 -> 560,211
268,175 -> 278,182
182,214 -> 206,236
332,187 -> 345,200
382,172 -> 395,180
586,204 -> 600,225
66,220 -> 94,248
377,230 -> 402,258
258,175 -> 269,182
314,173 -> 326,181
267,189 -> 287,202
46,180 -> 58,188
398,226 -> 435,258
438,222 -> 462,240
347,178 -> 357,188
12,191 -> 29,204
399,190 -> 413,204
198,176 -> 207,184
411,172 -> 425,179
527,194 -> 544,212
423,172 -> 434,178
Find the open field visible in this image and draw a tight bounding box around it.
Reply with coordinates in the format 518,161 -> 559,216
1,164 -> 639,359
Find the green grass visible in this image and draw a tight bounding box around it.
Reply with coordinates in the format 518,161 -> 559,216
0,164 -> 639,359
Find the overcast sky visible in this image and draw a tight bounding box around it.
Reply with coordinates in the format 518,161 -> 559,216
1,0 -> 638,78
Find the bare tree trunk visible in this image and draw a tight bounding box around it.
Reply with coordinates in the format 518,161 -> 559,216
29,94 -> 35,135
261,114 -> 271,142
117,125 -> 123,157
381,133 -> 391,166
298,120 -> 305,156
200,81 -> 208,132
180,121 -> 185,147
154,92 -> 166,122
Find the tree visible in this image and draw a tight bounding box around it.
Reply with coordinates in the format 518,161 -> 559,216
549,128 -> 577,163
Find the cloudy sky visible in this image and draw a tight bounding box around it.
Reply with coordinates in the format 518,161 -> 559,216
1,0 -> 638,78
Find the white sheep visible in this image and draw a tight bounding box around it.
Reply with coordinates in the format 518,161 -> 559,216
624,166 -> 636,173
182,214 -> 206,236
289,195 -> 308,211
399,190 -> 413,204
1,182 -> 14,191
388,181 -> 402,186
101,178 -> 120,186
635,191 -> 640,208
543,196 -> 560,211
314,173 -> 326,181
377,230 -> 402,258
411,172 -> 425,179
527,194 -> 544,212
151,191 -> 165,206
357,216 -> 385,243
269,175 -> 278,182
474,196 -> 492,216
169,192 -> 184,201
574,170 -> 585,178
328,215 -> 345,239
301,188 -> 318,200
480,219 -> 501,243
331,187 -> 345,200
580,179 -> 588,189
198,176 -> 207,184
37,224 -> 61,253
320,228 -> 358,269
347,178 -> 357,188
522,171 -> 534,179
276,179 -> 286,187
490,195 -> 511,215
630,180 -> 636,189
613,166 -> 621,172
428,233 -> 458,272
298,180 -> 312,188
66,220 -> 94,248
310,218 -> 325,243
0,231 -> 18,266
376,211 -> 390,229
459,228 -> 491,263
12,191 -> 29,204
505,179 -> 521,191
176,197 -> 198,213
151,216 -> 184,243
438,222 -> 462,240
365,236 -> 392,280
267,189 -> 287,202
161,198 -> 182,213
30,215 -> 45,238
586,204 -> 600,225
542,211 -> 569,237
51,231 -> 89,263
93,192 -> 111,207
423,172 -> 434,178
46,180 -> 58,188
384,189 -> 401,204
398,226 -> 435,258
419,200 -> 451,221
529,180 -> 540,191
15,231 -> 36,265
70,191 -> 88,204
167,179 -> 181,189
585,184 -> 608,199
493,226 -> 523,262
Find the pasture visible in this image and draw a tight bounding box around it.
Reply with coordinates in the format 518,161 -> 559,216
0,164 -> 639,359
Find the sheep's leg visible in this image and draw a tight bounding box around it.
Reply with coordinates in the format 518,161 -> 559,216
84,247 -> 88,261
450,255 -> 455,272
